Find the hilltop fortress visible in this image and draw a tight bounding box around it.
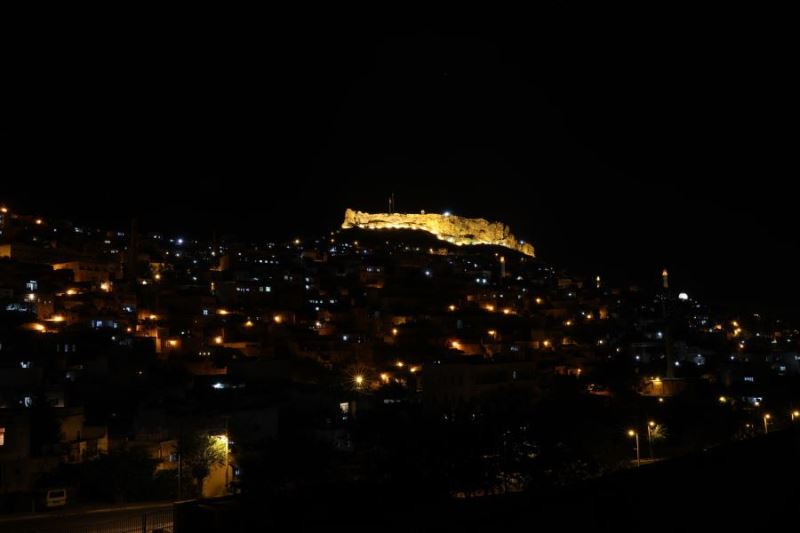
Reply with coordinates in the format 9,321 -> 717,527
341,209 -> 535,257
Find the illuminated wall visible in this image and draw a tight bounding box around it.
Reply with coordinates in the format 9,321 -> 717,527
342,209 -> 535,257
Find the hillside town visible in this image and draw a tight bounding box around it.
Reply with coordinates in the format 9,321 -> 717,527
1,202 -> 798,514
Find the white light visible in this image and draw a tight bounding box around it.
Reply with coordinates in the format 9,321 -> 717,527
678,292 -> 689,301
176,238 -> 184,245
443,211 -> 452,216
212,382 -> 225,390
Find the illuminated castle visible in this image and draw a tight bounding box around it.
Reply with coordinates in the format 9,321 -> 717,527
341,208 -> 535,257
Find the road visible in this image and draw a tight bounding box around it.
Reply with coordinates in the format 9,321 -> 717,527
0,502 -> 173,533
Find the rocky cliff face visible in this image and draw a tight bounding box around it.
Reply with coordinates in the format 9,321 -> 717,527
341,209 -> 535,257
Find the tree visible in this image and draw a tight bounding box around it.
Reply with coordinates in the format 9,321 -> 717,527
178,432 -> 226,497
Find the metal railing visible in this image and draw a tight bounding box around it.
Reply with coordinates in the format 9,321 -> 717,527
59,508 -> 173,533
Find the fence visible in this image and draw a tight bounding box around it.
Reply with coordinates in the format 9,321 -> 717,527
60,508 -> 173,533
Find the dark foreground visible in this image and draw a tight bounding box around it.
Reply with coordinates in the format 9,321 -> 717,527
2,429 -> 796,532
178,427 -> 799,532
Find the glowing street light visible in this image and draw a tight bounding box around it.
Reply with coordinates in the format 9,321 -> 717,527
391,328 -> 398,336
763,413 -> 771,434
791,410 -> 800,422
627,429 -> 641,467
448,304 -> 457,312
647,421 -> 656,459
354,375 -> 364,388
214,336 -> 223,345
719,396 -> 727,404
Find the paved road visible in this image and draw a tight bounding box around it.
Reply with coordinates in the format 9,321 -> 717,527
0,502 -> 173,533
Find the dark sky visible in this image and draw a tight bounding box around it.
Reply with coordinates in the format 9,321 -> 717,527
4,22 -> 798,317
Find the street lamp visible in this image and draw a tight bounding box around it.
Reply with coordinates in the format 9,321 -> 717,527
792,410 -> 800,422
647,421 -> 656,459
627,429 -> 640,467
763,414 -> 771,434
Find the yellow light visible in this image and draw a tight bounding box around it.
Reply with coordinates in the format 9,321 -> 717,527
627,429 -> 636,437
141,280 -> 148,285
713,324 -> 723,331
66,288 -> 78,296
294,238 -> 301,245
662,269 -> 668,277
0,206 -> 7,213
100,282 -> 111,292
793,410 -> 800,417
485,304 -> 495,312
451,341 -> 462,350
648,421 -> 656,427
488,329 -> 497,337
35,218 -> 43,225
273,315 -> 283,324
396,361 -> 404,368
652,376 -> 662,383
499,256 -> 505,263
380,373 -> 389,382
448,304 -> 456,312
502,308 -> 511,315
409,366 -> 420,373
50,315 -> 65,323
586,313 -> 594,320
535,297 -> 543,305
392,328 -> 398,336
154,273 -> 161,281
126,327 -> 133,333
564,320 -> 573,327
719,396 -> 727,403
167,339 -> 179,348
542,340 -> 551,348
32,323 -> 46,332
214,434 -> 229,445
658,398 -> 664,403
214,336 -> 223,344
354,375 -> 364,386
217,309 -> 230,315
764,414 -> 771,420
731,320 -> 739,328
244,320 -> 254,327
148,314 -> 158,320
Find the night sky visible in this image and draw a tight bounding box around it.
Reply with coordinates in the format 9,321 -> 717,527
4,24 -> 798,317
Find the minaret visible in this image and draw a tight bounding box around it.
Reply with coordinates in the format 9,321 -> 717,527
662,268 -> 669,290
